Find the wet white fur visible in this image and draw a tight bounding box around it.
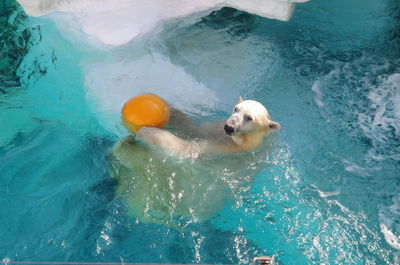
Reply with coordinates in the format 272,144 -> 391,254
136,97 -> 280,157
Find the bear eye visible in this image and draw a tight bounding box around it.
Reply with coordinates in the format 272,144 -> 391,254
245,115 -> 253,121
234,107 -> 239,112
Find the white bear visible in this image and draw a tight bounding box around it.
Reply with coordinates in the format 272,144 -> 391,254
109,97 -> 280,225
136,97 -> 280,158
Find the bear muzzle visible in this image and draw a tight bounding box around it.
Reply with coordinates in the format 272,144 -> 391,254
224,124 -> 235,136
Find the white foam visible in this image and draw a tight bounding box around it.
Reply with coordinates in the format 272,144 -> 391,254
379,195 -> 400,250
342,159 -> 375,177
315,62 -> 400,161
382,73 -> 400,120
310,68 -> 342,108
317,189 -> 340,198
311,79 -> 325,107
359,73 -> 400,146
312,235 -> 328,264
380,224 -> 400,250
17,0 -> 309,46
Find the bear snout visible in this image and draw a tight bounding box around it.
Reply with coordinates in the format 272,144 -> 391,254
224,124 -> 235,136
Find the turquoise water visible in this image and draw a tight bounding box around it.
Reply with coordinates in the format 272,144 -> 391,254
1,0 -> 400,264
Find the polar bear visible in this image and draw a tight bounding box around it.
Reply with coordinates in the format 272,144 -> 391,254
136,96 -> 280,158
109,97 -> 280,225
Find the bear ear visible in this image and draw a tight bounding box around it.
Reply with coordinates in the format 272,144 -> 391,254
237,96 -> 244,104
268,120 -> 281,131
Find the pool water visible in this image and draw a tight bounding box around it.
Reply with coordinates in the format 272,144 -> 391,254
1,0 -> 400,264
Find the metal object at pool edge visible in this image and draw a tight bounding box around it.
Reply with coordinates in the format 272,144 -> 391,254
253,256 -> 274,265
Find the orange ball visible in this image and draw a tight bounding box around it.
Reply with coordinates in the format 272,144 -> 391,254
121,94 -> 170,133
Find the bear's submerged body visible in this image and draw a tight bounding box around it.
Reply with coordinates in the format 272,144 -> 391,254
109,135 -> 275,226
109,98 -> 279,225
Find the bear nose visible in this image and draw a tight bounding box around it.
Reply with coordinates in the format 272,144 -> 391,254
224,124 -> 235,136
